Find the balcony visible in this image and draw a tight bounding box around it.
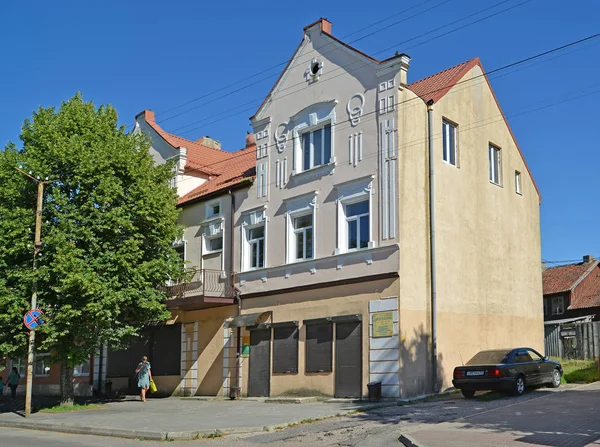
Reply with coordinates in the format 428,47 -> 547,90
164,269 -> 236,309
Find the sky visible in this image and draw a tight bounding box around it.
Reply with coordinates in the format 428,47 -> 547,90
0,0 -> 598,263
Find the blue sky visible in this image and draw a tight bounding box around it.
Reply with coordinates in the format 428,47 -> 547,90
0,0 -> 598,263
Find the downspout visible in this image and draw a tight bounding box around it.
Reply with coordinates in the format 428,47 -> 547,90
427,99 -> 438,393
228,190 -> 242,398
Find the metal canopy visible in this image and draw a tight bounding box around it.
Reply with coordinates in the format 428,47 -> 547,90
227,311 -> 272,328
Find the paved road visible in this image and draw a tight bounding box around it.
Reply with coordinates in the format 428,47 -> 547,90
0,383 -> 596,446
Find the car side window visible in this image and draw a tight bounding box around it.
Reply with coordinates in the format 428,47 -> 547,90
527,349 -> 544,361
514,351 -> 533,363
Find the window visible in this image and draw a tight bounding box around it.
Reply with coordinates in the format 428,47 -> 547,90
206,200 -> 221,218
248,226 -> 265,269
489,145 -> 502,185
514,351 -> 533,363
305,322 -> 333,373
543,298 -> 551,317
208,236 -> 223,252
33,353 -> 50,376
74,359 -> 90,376
174,242 -> 185,262
442,120 -> 457,166
301,124 -> 332,171
293,214 -> 313,261
515,171 -> 522,194
527,349 -> 544,361
346,201 -> 369,250
12,359 -> 26,378
272,325 -> 299,374
552,296 -> 564,315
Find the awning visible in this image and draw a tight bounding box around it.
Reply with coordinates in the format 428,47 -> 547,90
544,315 -> 595,325
226,311 -> 272,328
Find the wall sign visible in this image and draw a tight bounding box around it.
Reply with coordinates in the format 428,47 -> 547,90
372,311 -> 394,338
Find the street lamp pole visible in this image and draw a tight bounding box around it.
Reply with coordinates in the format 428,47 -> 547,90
15,167 -> 48,418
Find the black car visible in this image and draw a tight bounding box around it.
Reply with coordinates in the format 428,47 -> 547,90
452,348 -> 563,398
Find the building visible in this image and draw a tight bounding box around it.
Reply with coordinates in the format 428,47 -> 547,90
542,255 -> 600,323
109,17 -> 543,399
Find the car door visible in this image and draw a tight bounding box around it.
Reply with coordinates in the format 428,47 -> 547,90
514,350 -> 538,385
528,349 -> 551,384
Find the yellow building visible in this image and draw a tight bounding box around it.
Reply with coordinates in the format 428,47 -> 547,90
108,18 -> 543,399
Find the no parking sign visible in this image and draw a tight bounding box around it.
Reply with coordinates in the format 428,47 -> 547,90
23,309 -> 45,330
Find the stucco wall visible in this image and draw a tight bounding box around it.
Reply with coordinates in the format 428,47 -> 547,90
429,65 -> 543,388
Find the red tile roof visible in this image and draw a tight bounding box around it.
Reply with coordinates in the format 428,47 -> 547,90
543,260 -> 600,295
408,58 -> 480,104
140,110 -> 232,175
177,146 -> 256,206
571,265 -> 600,309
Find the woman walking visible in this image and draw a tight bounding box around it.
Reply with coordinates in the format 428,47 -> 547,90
135,356 -> 152,402
6,367 -> 20,400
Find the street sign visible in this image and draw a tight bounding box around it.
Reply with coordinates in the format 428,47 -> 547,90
24,309 -> 45,330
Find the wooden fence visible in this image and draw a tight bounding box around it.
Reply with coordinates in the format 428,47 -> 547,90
544,322 -> 600,360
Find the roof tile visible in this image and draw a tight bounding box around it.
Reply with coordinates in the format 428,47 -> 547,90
543,261 -> 600,295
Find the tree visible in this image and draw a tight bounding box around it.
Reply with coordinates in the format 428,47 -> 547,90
0,94 -> 183,405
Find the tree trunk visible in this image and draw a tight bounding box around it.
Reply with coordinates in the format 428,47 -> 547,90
60,362 -> 74,406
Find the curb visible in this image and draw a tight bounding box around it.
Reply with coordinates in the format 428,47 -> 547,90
398,433 -> 425,447
265,397 -> 318,404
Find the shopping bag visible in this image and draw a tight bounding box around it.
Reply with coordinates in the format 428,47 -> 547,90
149,379 -> 157,393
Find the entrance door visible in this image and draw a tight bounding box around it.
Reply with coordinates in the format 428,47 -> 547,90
335,321 -> 362,398
248,328 -> 271,397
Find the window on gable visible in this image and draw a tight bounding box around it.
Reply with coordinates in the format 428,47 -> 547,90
515,171 -> 522,195
442,120 -> 457,166
346,200 -> 369,250
552,296 -> 564,315
489,144 -> 502,185
206,200 -> 221,218
248,226 -> 265,269
293,214 -> 313,261
301,124 -> 331,171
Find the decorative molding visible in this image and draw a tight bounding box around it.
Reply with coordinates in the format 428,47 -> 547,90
305,58 -> 323,84
348,132 -> 363,167
346,93 -> 365,126
289,162 -> 335,186
275,122 -> 288,153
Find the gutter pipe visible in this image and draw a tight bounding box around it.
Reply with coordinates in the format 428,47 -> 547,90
427,99 -> 438,393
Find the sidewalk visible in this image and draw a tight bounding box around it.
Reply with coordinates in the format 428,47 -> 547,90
400,381 -> 600,447
0,396 -> 385,441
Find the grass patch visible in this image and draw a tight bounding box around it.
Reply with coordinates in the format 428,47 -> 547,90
277,388 -> 330,398
557,358 -> 599,384
205,433 -> 223,439
38,403 -> 103,413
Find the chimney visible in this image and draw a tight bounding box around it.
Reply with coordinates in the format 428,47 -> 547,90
196,136 -> 222,150
304,18 -> 332,36
583,254 -> 595,264
245,131 -> 256,150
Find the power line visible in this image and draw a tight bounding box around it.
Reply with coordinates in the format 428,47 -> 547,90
155,0 -> 451,121
164,31 -> 600,179
166,0 -> 526,133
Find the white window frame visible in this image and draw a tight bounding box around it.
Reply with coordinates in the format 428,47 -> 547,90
205,199 -> 222,219
246,224 -> 265,270
489,144 -> 502,185
515,170 -> 522,195
345,200 -> 370,252
240,207 -> 267,272
73,358 -> 91,377
284,193 -> 318,264
290,102 -> 336,175
442,119 -> 458,167
33,353 -> 51,377
335,176 -> 374,254
205,234 -> 223,254
292,212 -> 314,262
552,296 -> 565,315
299,123 -> 332,172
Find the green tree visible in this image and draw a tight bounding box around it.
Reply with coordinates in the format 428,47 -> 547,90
0,94 -> 182,405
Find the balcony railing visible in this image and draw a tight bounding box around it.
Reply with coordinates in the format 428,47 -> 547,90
164,269 -> 236,300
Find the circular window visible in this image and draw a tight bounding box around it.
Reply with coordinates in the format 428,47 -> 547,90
311,61 -> 321,75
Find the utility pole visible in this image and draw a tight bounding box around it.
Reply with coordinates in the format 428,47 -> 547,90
15,166 -> 48,418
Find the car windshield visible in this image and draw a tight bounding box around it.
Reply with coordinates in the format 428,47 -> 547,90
466,350 -> 510,365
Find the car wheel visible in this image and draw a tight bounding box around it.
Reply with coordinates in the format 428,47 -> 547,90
549,368 -> 561,388
461,389 -> 476,399
513,375 -> 526,396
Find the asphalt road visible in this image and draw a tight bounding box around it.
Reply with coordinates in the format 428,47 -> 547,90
0,383 -> 595,447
